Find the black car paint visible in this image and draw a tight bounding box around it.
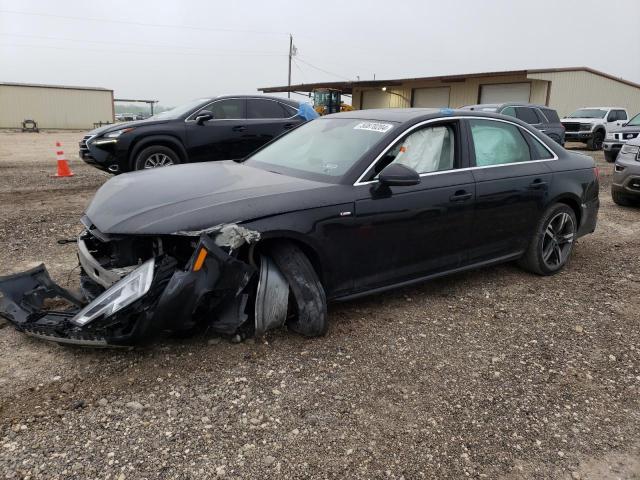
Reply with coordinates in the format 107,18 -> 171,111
2,109 -> 599,345
80,96 -> 304,173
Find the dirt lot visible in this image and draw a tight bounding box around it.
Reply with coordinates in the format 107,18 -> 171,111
0,131 -> 639,479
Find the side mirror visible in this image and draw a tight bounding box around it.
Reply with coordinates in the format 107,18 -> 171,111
195,110 -> 214,125
607,115 -> 615,122
378,163 -> 420,187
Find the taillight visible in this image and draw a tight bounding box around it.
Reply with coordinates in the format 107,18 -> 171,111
594,166 -> 599,180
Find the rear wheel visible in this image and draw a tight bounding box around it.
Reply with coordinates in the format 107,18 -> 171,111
133,145 -> 180,171
604,150 -> 618,163
518,204 -> 577,276
587,131 -> 604,151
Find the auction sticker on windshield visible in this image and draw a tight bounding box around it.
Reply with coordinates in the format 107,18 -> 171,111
354,122 -> 393,133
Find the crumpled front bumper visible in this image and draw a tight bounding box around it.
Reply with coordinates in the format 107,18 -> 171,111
0,235 -> 256,347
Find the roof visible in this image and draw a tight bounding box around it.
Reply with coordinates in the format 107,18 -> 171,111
259,67 -> 640,94
0,81 -> 112,92
325,107 -> 463,122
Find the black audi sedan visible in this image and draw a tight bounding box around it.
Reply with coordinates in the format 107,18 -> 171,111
1,108 -> 599,346
79,95 -> 305,173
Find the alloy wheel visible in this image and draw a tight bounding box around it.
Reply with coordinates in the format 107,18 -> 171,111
541,212 -> 575,269
143,153 -> 174,168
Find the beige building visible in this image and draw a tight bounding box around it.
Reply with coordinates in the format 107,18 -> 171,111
0,82 -> 114,129
260,67 -> 640,118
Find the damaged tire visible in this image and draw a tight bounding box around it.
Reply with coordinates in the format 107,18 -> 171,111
267,241 -> 328,337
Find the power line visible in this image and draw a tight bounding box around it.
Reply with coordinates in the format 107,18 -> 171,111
0,42 -> 287,58
0,33 -> 283,55
295,57 -> 352,81
0,9 -> 289,36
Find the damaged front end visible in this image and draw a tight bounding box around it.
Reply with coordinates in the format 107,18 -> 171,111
0,222 -> 293,347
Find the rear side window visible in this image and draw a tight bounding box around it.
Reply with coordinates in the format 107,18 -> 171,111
469,119 -> 553,166
514,107 -> 540,124
247,99 -> 290,119
541,108 -> 560,123
281,103 -> 299,117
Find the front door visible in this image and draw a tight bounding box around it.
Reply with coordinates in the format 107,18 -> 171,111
352,120 -> 476,291
465,117 -> 555,263
185,98 -> 248,162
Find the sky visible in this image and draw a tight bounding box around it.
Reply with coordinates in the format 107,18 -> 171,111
1,0 -> 639,107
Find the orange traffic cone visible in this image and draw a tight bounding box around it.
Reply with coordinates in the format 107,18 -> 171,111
53,141 -> 74,177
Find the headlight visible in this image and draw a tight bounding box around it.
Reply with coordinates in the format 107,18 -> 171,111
72,259 -> 155,326
580,123 -> 592,131
105,127 -> 135,138
620,144 -> 640,160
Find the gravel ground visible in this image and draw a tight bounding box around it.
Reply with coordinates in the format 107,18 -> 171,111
0,132 -> 639,479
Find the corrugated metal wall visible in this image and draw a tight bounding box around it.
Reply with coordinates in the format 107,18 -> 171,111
352,74 -> 549,110
527,70 -> 640,117
0,85 -> 114,129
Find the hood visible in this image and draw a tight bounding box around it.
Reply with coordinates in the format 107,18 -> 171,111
607,124 -> 640,134
88,118 -> 170,136
84,161 -> 335,235
561,117 -> 602,123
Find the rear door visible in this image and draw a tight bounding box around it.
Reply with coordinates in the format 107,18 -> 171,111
465,117 -> 555,263
184,98 -> 248,161
352,120 -> 475,290
244,98 -> 303,154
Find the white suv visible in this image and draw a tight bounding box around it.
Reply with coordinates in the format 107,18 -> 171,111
561,107 -> 628,150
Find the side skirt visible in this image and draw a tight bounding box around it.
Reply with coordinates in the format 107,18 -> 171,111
333,252 -> 524,302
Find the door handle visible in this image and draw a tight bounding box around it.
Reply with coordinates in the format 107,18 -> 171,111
528,179 -> 548,190
283,123 -> 295,130
449,191 -> 472,202
232,126 -> 247,132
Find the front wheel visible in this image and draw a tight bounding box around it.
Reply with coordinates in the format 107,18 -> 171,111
133,145 -> 180,171
587,131 -> 604,151
604,150 -> 618,163
612,188 -> 634,206
518,204 -> 577,276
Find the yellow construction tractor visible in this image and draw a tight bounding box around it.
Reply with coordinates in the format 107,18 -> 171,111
313,88 -> 353,115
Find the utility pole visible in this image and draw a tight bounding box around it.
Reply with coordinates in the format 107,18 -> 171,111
287,34 -> 293,99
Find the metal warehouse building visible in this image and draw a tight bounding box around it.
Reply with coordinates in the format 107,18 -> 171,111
0,82 -> 114,130
260,67 -> 640,117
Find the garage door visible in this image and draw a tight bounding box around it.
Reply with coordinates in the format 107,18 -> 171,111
479,83 -> 531,103
412,87 -> 450,108
361,90 -> 389,109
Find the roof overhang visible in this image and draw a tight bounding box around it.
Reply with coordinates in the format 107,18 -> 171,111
258,67 -> 640,94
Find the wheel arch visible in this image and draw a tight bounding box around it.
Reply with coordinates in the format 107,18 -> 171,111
550,194 -> 582,225
128,135 -> 188,170
253,232 -> 326,287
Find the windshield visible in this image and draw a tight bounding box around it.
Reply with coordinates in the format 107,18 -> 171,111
245,118 -> 396,181
627,113 -> 640,126
568,109 -> 607,119
150,98 -> 210,120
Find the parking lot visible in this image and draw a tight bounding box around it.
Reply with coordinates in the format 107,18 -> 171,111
0,130 -> 639,479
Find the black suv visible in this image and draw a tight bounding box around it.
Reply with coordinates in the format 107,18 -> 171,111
462,103 -> 565,146
80,95 -> 304,173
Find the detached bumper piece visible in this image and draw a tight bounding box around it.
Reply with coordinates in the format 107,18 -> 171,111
0,265 -> 105,346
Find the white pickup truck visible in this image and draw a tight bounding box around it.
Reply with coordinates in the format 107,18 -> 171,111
561,107 -> 629,150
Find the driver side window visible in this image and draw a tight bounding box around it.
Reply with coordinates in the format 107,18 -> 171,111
203,99 -> 245,120
374,125 -> 455,177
